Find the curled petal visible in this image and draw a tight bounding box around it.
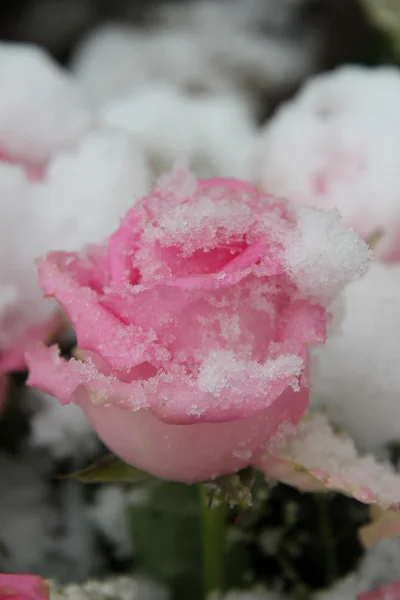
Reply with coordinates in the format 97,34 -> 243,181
258,412 -> 400,543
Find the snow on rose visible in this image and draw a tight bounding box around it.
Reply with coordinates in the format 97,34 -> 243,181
254,65 -> 400,262
26,167 -> 368,483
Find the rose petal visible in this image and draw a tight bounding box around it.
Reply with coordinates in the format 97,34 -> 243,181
78,383 -> 309,483
259,412 -> 400,533
359,506 -> 400,549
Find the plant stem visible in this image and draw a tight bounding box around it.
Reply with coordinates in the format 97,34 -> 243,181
199,485 -> 228,598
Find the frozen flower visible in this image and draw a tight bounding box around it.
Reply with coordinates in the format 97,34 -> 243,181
26,168 -> 368,483
255,65 -> 400,262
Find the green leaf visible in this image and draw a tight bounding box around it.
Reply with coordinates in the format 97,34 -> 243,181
63,454 -> 150,483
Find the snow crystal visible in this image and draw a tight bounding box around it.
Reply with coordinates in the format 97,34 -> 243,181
0,42 -> 91,165
255,65 -> 400,261
284,206 -> 370,304
312,262 -> 400,452
148,186 -> 253,251
197,350 -> 303,398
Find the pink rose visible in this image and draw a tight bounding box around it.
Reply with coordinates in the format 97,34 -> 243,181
0,574 -> 49,600
26,168 -> 368,483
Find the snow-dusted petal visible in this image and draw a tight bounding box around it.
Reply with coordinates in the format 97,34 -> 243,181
259,412 -> 400,510
359,506 -> 400,549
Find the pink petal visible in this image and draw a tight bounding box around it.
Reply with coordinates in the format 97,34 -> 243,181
78,383 -> 309,483
359,507 -> 400,549
0,149 -> 44,180
0,311 -> 64,374
37,253 -> 154,371
0,574 -> 49,600
258,412 -> 400,542
26,343 -> 306,424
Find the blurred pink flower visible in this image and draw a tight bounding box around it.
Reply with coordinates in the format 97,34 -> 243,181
26,168 -> 368,482
357,581 -> 400,599
0,574 -> 49,600
255,66 -> 400,263
0,150 -> 43,181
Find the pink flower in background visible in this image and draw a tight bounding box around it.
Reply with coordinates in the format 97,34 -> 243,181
0,42 -> 150,378
255,66 -> 400,262
357,581 -> 400,599
26,167 -> 368,483
0,574 -> 49,600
